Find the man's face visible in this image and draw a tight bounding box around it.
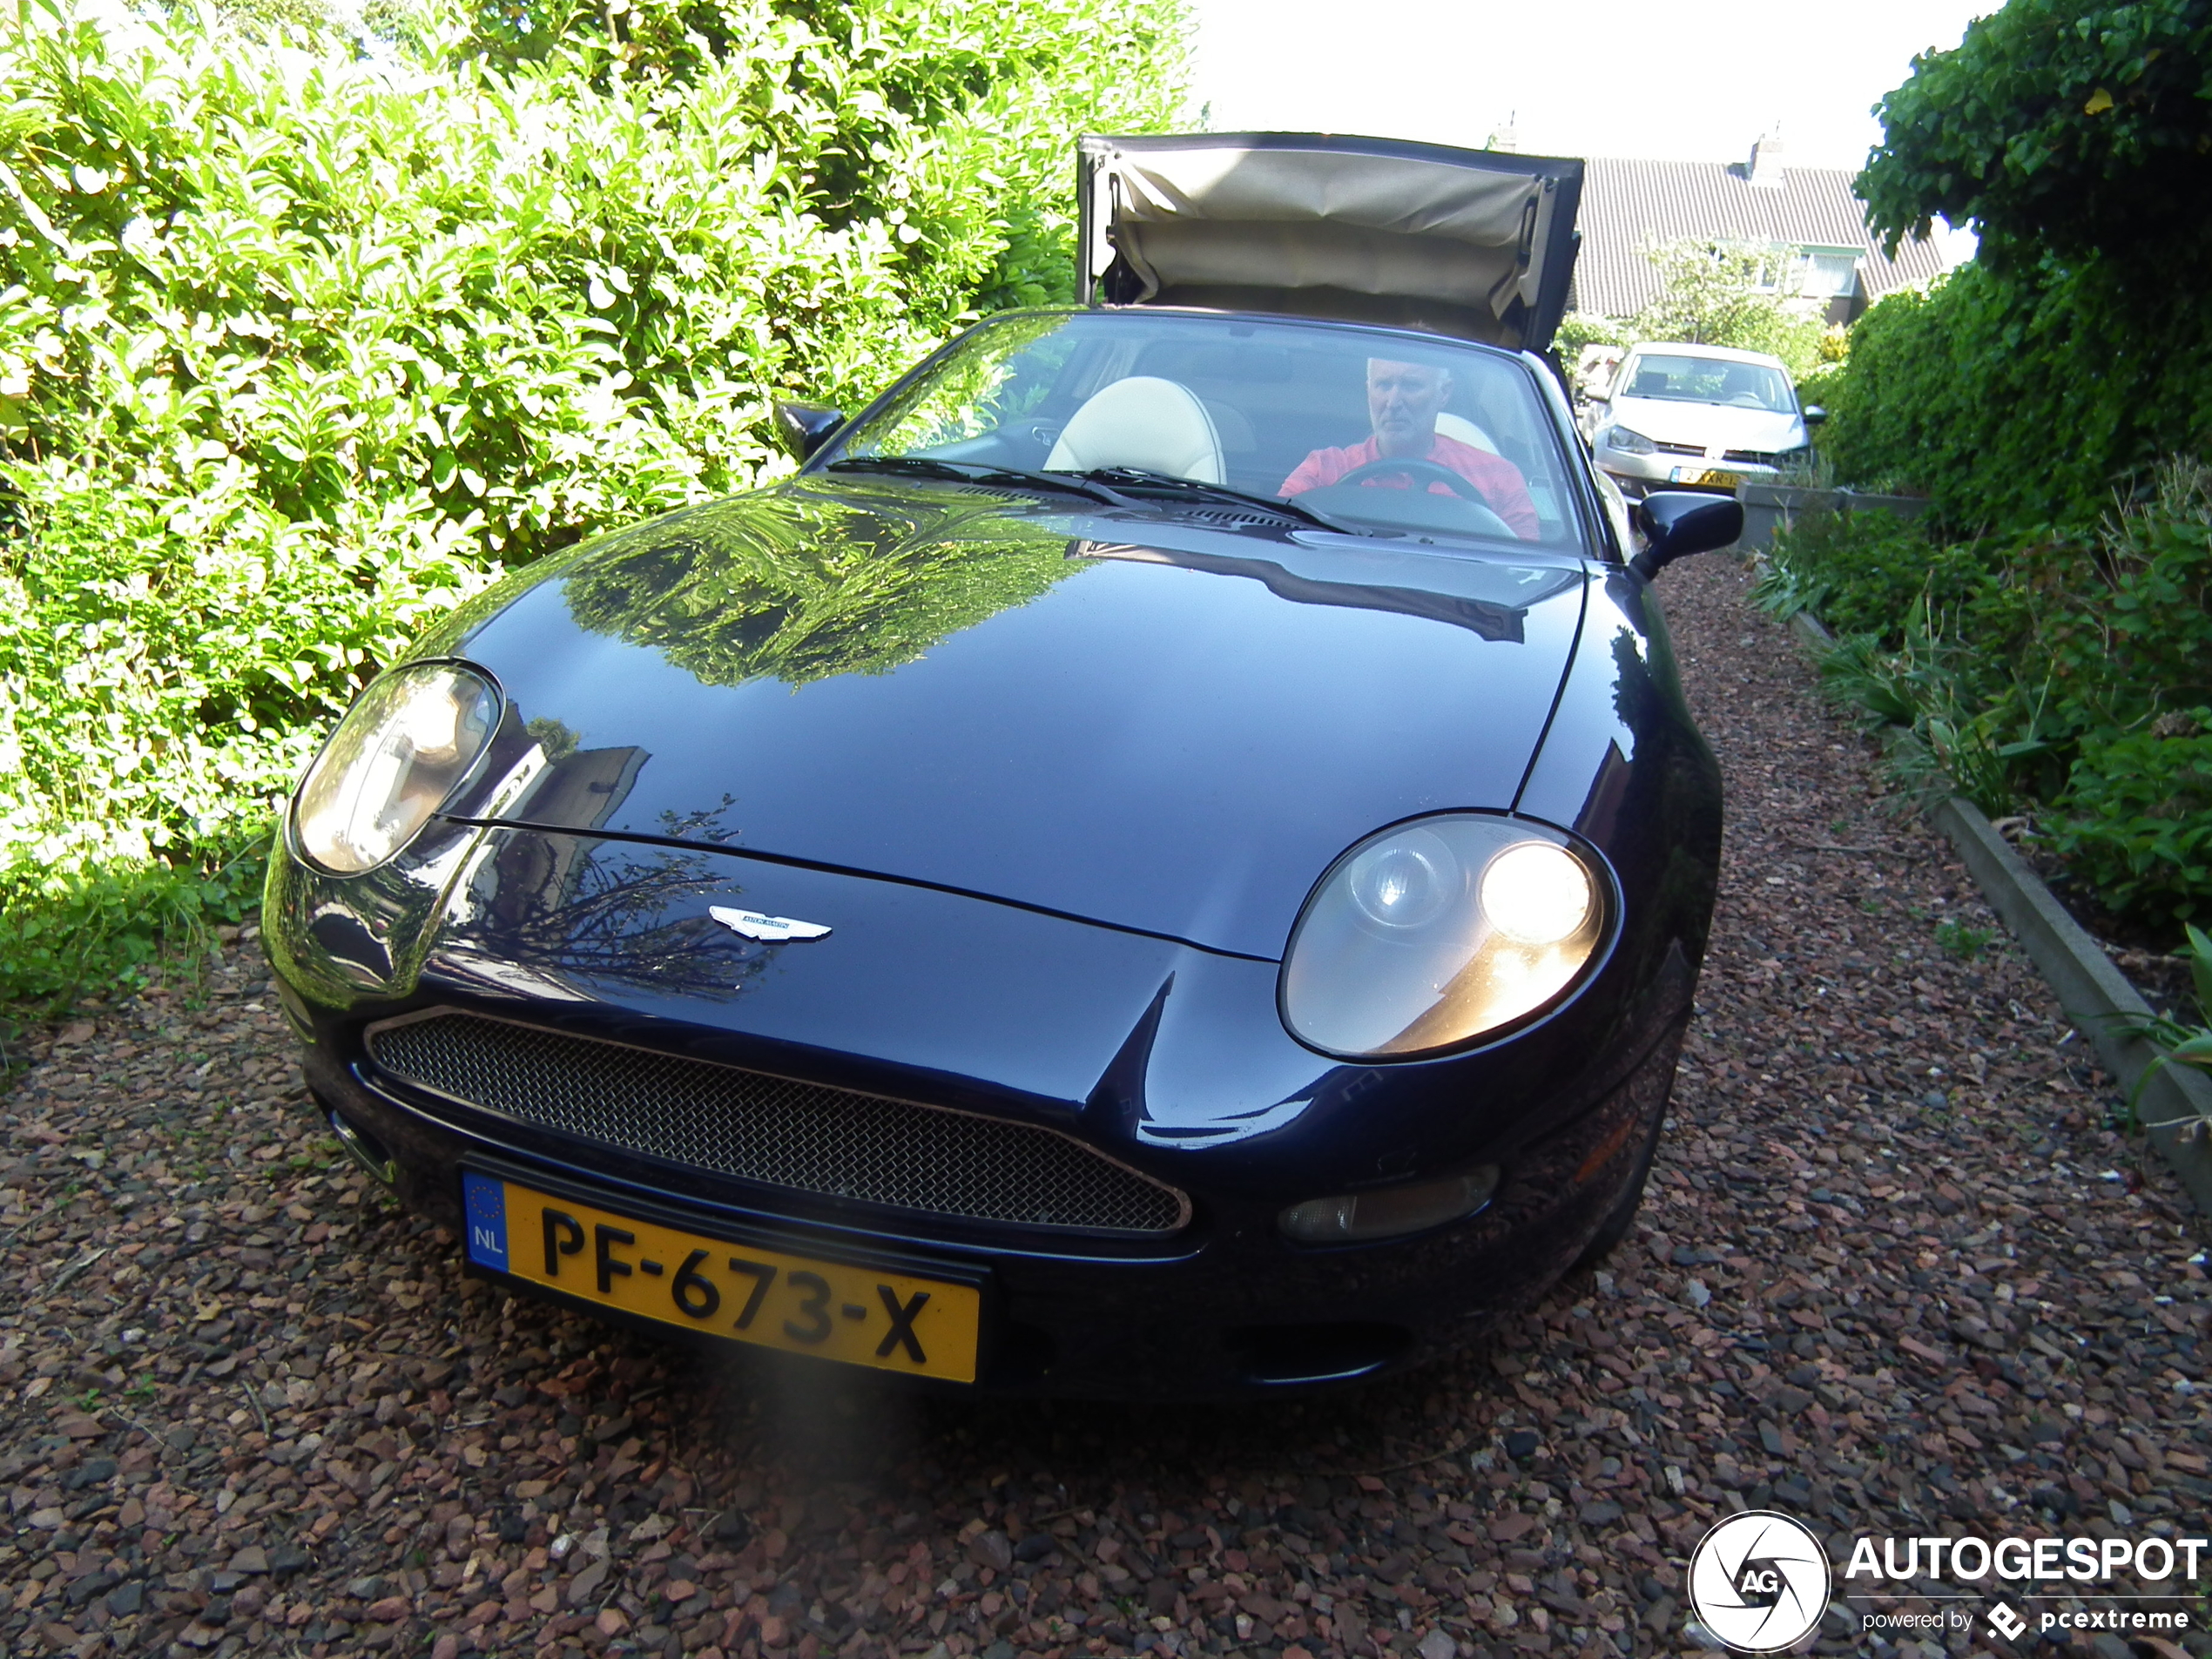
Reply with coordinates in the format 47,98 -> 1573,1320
1367,360 -> 1452,457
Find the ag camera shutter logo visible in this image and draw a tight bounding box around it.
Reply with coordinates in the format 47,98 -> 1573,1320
1687,1510 -> 1833,1652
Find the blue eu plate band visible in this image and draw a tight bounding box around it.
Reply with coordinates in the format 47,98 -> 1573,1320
462,1170 -> 509,1272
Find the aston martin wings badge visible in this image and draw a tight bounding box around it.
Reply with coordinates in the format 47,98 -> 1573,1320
708,906 -> 833,942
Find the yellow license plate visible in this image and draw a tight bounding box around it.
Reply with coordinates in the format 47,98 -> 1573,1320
462,1174 -> 981,1382
1695,469 -> 1743,489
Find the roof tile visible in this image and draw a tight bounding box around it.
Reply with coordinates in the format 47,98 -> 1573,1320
1572,158 -> 1947,320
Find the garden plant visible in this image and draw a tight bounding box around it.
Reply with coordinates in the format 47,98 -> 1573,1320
0,0 -> 1187,1008
1754,0 -> 2212,941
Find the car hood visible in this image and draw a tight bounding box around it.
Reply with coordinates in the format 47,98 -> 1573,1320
1608,395 -> 1805,454
420,477 -> 1588,961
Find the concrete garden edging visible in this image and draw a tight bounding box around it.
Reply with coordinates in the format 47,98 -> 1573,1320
1779,605 -> 2212,1215
1735,482 -> 1932,555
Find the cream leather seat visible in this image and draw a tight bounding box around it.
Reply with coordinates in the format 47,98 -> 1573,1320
1045,377 -> 1224,484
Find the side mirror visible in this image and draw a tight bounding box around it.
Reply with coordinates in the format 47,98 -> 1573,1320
1801,405 -> 1828,428
1629,490 -> 1743,579
774,401 -> 846,462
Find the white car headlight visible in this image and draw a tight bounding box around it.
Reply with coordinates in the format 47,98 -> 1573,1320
291,663 -> 501,875
1605,426 -> 1656,455
1279,816 -> 1607,1058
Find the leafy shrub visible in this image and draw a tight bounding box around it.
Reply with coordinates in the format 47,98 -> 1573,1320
1811,620 -> 2021,817
2123,923 -> 2212,1102
1754,507 -> 1992,644
2055,718 -> 2212,922
1812,260 -> 2212,532
0,0 -> 1188,1008
1755,464 -> 2212,928
1554,312 -> 1629,396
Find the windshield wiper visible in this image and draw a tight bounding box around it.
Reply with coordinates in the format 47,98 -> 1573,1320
825,455 -> 1136,509
826,455 -> 1366,534
1073,468 -> 1364,535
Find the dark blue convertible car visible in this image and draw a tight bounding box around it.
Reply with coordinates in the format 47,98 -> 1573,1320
263,133 -> 1738,1395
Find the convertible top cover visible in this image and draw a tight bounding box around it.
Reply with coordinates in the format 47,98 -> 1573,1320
1078,132 -> 1584,354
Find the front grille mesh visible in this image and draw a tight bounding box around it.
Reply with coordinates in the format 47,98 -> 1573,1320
368,1012 -> 1187,1235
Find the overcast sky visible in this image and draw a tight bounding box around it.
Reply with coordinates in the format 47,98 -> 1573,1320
1188,0 -> 1995,172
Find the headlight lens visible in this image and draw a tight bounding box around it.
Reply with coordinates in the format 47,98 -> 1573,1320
1280,816 -> 1606,1058
1606,425 -> 1656,455
291,663 -> 500,875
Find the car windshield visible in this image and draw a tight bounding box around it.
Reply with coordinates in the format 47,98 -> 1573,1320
1620,354 -> 1797,414
821,311 -> 1588,550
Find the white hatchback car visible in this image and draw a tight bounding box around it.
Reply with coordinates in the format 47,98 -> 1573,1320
1584,342 -> 1822,496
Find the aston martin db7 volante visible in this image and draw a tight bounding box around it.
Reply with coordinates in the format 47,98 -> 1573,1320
264,132 -> 1739,1396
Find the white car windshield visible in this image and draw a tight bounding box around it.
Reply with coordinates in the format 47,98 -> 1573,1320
1622,354 -> 1797,415
825,311 -> 1588,550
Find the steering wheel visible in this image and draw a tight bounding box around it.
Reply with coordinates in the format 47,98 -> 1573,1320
1331,458 -> 1517,538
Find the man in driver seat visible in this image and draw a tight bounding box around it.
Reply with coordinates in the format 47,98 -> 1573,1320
1280,358 -> 1541,540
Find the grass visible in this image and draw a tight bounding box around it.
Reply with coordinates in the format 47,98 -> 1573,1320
1934,919 -> 1996,961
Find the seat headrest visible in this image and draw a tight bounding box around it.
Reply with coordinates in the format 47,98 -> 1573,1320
1045,377 -> 1224,484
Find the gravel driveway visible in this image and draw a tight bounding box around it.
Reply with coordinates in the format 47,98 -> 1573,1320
4,556 -> 2209,1659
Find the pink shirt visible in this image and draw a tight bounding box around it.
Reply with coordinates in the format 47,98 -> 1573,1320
1280,433 -> 1541,541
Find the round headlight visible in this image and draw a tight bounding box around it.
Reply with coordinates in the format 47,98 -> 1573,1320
1346,829 -> 1458,930
1279,816 -> 1608,1058
291,663 -> 500,875
1480,841 -> 1593,943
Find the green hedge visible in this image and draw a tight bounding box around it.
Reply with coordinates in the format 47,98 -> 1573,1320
1757,0 -> 2212,936
0,0 -> 1186,1007
1816,258 -> 2212,533
1827,0 -> 2212,531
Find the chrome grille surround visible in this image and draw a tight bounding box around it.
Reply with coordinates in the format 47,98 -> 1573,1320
365,1009 -> 1190,1236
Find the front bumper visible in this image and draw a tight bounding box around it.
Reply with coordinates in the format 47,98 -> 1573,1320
267,820 -> 1698,1398
295,1003 -> 1685,1397
1597,446 -> 1778,496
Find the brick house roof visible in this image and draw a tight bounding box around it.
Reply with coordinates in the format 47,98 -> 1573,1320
1570,153 -> 1949,320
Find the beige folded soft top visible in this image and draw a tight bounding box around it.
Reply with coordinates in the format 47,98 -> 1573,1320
1077,133 -> 1584,354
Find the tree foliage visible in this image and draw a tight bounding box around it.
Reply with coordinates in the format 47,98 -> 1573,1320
0,0 -> 1187,1005
1627,239 -> 1824,376
1858,0 -> 2212,265
1822,0 -> 2212,529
